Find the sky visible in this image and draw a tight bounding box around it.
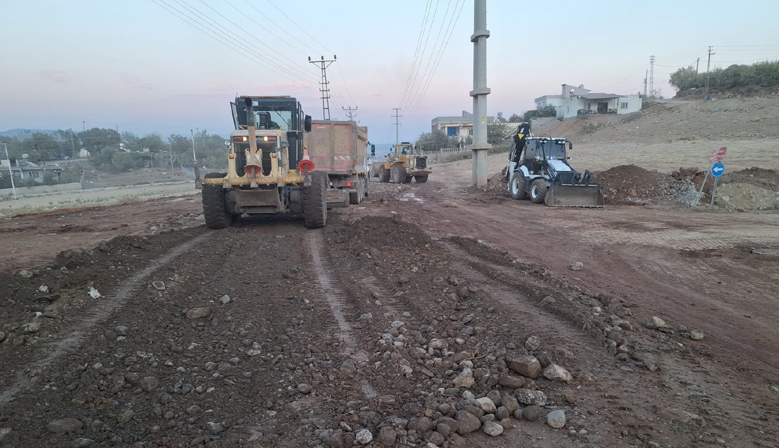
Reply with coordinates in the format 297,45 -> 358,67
1,0 -> 779,146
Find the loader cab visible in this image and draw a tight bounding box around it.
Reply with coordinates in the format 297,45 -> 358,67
396,142 -> 414,156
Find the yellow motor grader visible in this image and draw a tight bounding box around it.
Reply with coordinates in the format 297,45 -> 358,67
200,96 -> 328,229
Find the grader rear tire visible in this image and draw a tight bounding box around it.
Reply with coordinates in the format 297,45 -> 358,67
202,185 -> 232,230
303,171 -> 327,229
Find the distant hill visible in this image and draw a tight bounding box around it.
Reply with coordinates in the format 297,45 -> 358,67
0,129 -> 57,138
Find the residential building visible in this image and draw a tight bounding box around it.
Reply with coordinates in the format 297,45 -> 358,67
431,111 -> 510,143
1,159 -> 63,183
535,84 -> 642,120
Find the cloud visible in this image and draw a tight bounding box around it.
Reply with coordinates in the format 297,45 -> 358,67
37,70 -> 68,85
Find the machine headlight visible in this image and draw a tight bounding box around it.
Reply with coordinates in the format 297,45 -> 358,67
223,140 -> 231,147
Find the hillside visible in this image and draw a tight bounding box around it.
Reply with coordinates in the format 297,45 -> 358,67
532,97 -> 779,173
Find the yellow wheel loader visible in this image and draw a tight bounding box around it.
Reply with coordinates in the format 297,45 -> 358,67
201,96 -> 328,229
374,142 -> 431,184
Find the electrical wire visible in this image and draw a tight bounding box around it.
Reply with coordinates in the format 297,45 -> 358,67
405,0 -> 466,120
264,0 -> 336,55
153,0 -> 317,87
401,0 -> 441,112
404,0 -> 453,111
399,0 -> 433,110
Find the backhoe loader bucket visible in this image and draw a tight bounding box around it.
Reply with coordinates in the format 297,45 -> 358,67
545,183 -> 604,208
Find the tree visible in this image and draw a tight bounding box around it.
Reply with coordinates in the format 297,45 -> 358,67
669,66 -> 702,92
78,128 -> 120,154
20,132 -> 61,162
523,105 -> 557,122
487,125 -> 510,145
415,130 -> 459,152
508,113 -> 523,123
137,134 -> 166,153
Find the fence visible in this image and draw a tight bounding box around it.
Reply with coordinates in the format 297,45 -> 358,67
0,182 -> 82,199
421,147 -> 470,162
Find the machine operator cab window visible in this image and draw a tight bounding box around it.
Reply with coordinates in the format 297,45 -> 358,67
398,144 -> 413,155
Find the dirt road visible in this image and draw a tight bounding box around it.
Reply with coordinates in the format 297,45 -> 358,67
0,177 -> 778,448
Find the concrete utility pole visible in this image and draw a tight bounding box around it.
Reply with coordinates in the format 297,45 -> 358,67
82,121 -> 86,132
342,106 -> 358,121
4,143 -> 17,200
696,57 -> 700,73
644,69 -> 648,97
309,56 -> 337,120
704,46 -> 715,100
471,0 -> 491,187
392,108 -> 402,146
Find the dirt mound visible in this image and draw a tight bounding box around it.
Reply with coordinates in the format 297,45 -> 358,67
722,167 -> 779,192
594,165 -> 664,204
331,215 -> 433,251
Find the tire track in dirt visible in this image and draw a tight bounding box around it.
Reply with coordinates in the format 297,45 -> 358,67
0,231 -> 212,405
307,230 -> 377,399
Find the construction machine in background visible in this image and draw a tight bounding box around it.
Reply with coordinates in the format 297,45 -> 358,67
200,96 -> 328,229
304,120 -> 370,206
506,124 -> 604,208
373,142 -> 432,184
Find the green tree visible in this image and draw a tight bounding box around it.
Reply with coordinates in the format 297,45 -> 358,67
137,133 -> 166,153
20,132 -> 61,162
487,125 -> 510,145
508,113 -> 523,123
415,130 -> 459,151
78,128 -> 120,154
523,105 -> 557,122
669,66 -> 703,91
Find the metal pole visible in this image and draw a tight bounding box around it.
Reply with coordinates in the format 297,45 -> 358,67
471,0 -> 491,187
709,177 -> 718,208
82,121 -> 85,132
4,143 -> 17,200
190,129 -> 197,162
699,165 -> 710,194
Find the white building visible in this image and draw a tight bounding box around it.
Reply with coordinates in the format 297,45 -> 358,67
431,111 -> 510,143
535,84 -> 642,120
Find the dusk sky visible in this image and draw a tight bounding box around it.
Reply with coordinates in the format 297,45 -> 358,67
2,0 -> 778,145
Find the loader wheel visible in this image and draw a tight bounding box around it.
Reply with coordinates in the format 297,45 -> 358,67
303,171 -> 327,229
415,175 -> 428,183
379,166 -> 390,183
530,179 -> 548,204
202,185 -> 232,229
510,172 -> 528,200
391,165 -> 407,184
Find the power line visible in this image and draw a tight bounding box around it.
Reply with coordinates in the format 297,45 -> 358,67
401,0 -> 441,111
152,0 -> 317,87
240,0 -> 321,56
264,0 -> 336,54
405,0 -> 454,110
309,56 -> 337,120
399,0 -> 433,110
405,0 -> 466,120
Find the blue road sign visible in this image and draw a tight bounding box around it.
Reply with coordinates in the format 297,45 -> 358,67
711,162 -> 725,177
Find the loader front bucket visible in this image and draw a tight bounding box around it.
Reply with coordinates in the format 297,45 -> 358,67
545,183 -> 605,208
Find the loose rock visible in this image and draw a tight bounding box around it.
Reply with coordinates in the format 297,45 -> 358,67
690,329 -> 704,340
569,262 -> 584,271
547,410 -> 566,429
515,389 -> 547,406
185,307 -> 211,319
644,316 -> 666,329
139,376 -> 160,392
475,397 -> 496,414
522,405 -> 541,421
481,420 -> 504,436
525,335 -> 541,351
377,426 -> 396,446
506,355 -> 542,379
543,364 -> 572,382
455,410 -> 481,434
355,428 -> 373,445
46,418 -> 83,434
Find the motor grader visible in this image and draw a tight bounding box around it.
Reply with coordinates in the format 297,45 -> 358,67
375,142 -> 431,184
200,96 -> 328,229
